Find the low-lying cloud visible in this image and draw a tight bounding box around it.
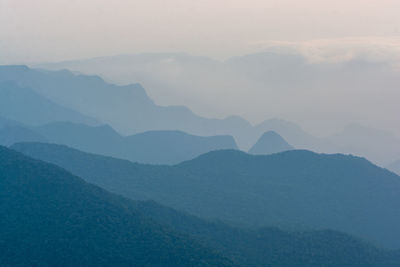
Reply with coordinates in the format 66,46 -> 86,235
252,37 -> 400,68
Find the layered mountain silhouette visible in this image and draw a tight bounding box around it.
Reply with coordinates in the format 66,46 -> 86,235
0,145 -> 233,266
0,81 -> 98,126
0,65 -> 319,150
2,145 -> 400,266
0,126 -> 47,146
24,121 -> 236,164
33,53 -> 400,165
249,131 -> 294,155
13,142 -> 400,249
2,64 -> 399,164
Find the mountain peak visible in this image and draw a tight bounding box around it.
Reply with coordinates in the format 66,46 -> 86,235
249,131 -> 294,155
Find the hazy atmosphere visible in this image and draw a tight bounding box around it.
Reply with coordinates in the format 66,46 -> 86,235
2,0 -> 400,137
2,0 -> 400,61
2,1 -> 400,266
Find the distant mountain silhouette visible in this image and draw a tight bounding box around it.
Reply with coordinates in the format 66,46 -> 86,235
0,65 -> 305,149
0,81 -> 98,126
0,126 -> 47,146
2,65 -> 399,164
0,145 -> 233,266
13,142 -> 400,249
253,118 -> 324,150
34,53 -> 400,164
249,131 -> 294,155
387,160 -> 400,176
33,121 -> 238,164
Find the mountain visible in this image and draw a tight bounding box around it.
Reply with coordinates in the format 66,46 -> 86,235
0,65 -> 257,148
0,126 -> 47,146
2,145 -> 399,266
253,118 -> 324,150
33,53 -> 400,163
387,160 -> 400,176
33,121 -> 238,164
0,81 -> 98,126
136,201 -> 400,267
249,131 -> 294,155
12,142 -> 400,249
0,145 -> 233,267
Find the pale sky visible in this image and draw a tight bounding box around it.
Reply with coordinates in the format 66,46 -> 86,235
1,0 -> 400,63
2,0 -> 400,139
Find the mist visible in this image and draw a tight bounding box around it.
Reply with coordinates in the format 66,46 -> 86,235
2,0 -> 399,138
3,1 -> 400,265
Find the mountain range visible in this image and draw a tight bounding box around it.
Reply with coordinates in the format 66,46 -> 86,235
1,64 -> 398,165
0,145 -> 233,266
2,145 -> 400,266
0,65 -> 257,149
33,121 -> 238,164
13,142 -> 400,249
0,120 -> 237,165
35,51 -> 400,136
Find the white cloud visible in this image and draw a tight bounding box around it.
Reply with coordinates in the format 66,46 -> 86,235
252,37 -> 400,67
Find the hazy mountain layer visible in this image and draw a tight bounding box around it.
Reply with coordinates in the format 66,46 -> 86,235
13,142 -> 400,249
0,126 -> 47,146
0,65 -> 256,148
249,131 -> 294,155
35,52 -> 400,137
33,121 -> 238,164
0,81 -> 98,126
2,64 -> 399,164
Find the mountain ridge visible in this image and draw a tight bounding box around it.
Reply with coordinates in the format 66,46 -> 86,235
0,145 -> 233,267
249,131 -> 294,155
12,142 -> 400,249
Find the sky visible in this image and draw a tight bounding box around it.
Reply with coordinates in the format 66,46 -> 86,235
1,0 -> 400,63
1,0 -> 400,137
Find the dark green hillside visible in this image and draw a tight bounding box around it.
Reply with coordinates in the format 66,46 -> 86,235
136,200 -> 400,267
0,146 -> 232,267
12,142 -> 400,249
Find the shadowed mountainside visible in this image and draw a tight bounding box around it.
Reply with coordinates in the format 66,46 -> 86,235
0,145 -> 233,267
12,142 -> 400,249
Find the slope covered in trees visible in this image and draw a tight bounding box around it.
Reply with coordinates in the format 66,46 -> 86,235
13,142 -> 400,249
0,146 -> 233,267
